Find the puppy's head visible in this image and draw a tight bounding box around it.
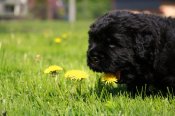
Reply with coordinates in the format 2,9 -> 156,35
87,10 -> 158,84
87,11 -> 136,77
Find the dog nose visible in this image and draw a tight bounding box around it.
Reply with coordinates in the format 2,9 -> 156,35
88,48 -> 105,65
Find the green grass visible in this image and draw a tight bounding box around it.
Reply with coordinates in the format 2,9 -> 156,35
0,20 -> 175,115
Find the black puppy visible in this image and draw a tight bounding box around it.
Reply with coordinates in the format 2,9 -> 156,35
87,10 -> 175,94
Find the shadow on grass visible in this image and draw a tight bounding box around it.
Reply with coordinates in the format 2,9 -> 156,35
58,77 -> 175,102
87,78 -> 175,100
93,79 -> 130,100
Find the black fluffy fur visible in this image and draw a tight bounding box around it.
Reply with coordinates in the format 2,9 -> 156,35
87,10 -> 175,94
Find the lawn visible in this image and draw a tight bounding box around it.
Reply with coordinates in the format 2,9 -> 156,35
0,20 -> 175,115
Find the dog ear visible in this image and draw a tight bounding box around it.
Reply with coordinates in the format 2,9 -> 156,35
133,33 -> 156,61
89,13 -> 117,35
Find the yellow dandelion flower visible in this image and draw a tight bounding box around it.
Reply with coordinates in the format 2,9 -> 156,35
54,37 -> 62,43
101,72 -> 120,84
61,33 -> 68,39
44,65 -> 63,74
65,70 -> 88,80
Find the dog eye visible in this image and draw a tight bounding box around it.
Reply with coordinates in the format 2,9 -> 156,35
109,44 -> 116,48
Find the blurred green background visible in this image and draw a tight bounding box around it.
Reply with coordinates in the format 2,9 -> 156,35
0,0 -> 175,21
76,0 -> 110,19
